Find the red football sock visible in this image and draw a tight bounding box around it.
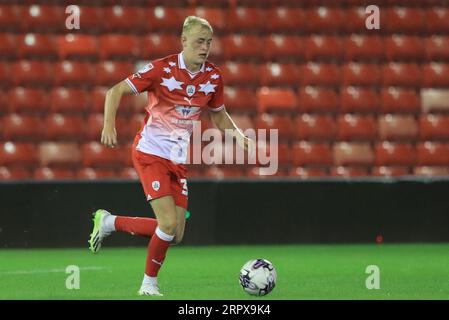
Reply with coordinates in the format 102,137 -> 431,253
145,227 -> 174,277
114,216 -> 158,238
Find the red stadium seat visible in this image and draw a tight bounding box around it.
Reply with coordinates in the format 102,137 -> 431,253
77,6 -> 104,32
263,35 -> 303,62
333,142 -> 374,166
21,5 -> 65,32
226,7 -> 265,32
104,6 -> 147,32
257,87 -> 297,113
385,8 -> 425,33
222,35 -> 263,61
76,168 -> 116,180
342,63 -> 381,86
2,114 -> 44,141
188,7 -> 226,33
266,7 -> 306,33
0,142 -> 38,167
295,114 -> 336,141
385,36 -> 425,61
146,6 -> 186,31
38,142 -> 81,168
141,34 -> 181,60
50,87 -> 90,113
17,33 -> 57,58
221,62 -> 260,86
382,63 -> 422,87
421,89 -> 449,113
426,36 -> 449,61
244,167 -> 286,179
380,87 -> 420,113
423,63 -> 449,87
58,34 -> 98,60
297,86 -> 338,113
91,87 -> 108,113
0,167 -> 31,180
98,35 -> 140,60
337,114 -> 377,141
305,7 -> 344,33
427,8 -> 449,34
251,142 -> 290,167
8,87 -> 49,113
340,87 -> 380,114
375,142 -> 416,166
419,114 -> 449,141
291,141 -> 333,167
254,113 -> 295,141
343,35 -> 384,61
288,167 -> 327,178
260,63 -> 300,86
86,114 -> 133,142
378,114 -> 418,141
81,142 -> 125,168
34,167 -> 75,180
223,87 -> 257,113
0,5 -> 21,31
343,7 -> 369,33
119,167 -> 139,180
12,61 -> 54,86
95,61 -> 134,86
54,61 -> 94,86
46,114 -> 85,141
372,166 -> 410,177
204,166 -> 244,179
413,166 -> 449,176
300,63 -> 340,86
0,33 -> 17,58
304,35 -> 343,61
0,62 -> 10,87
330,166 -> 370,177
417,142 -> 449,166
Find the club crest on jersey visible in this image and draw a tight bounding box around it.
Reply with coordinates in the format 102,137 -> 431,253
175,105 -> 200,118
152,180 -> 160,191
186,85 -> 196,97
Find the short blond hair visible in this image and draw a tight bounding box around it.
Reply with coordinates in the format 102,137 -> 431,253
182,16 -> 213,36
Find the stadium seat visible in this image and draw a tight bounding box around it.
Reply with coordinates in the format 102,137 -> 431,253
12,61 -> 54,86
291,141 -> 333,167
288,167 -> 327,178
146,6 -> 186,31
141,34 -> 181,60
378,114 -> 418,141
425,36 -> 449,61
95,61 -> 134,86
2,114 -> 44,141
304,7 -> 344,33
8,87 -> 49,113
226,7 -> 265,32
343,7 -> 371,33
45,114 -> 85,141
413,166 -> 449,176
385,36 -> 425,61
81,142 -> 126,168
34,167 -> 75,180
304,35 -> 343,61
54,61 -> 94,86
372,166 -> 410,177
76,6 -> 104,32
0,33 -> 17,58
91,87 -> 108,113
228,113 -> 254,133
337,114 -> 377,141
340,87 -> 380,114
223,87 -> 257,113
382,63 -> 422,87
422,63 -> 449,87
0,62 -> 10,87
188,7 -> 226,33
300,63 -> 340,86
251,142 -> 290,167
297,86 -> 338,113
119,167 -> 139,180
76,168 -> 116,180
0,142 -> 38,167
104,5 -> 147,32
330,166 -> 370,177
221,62 -> 260,87
266,7 -> 305,33
86,114 -> 133,142
385,7 -> 425,33
333,142 -> 374,166
375,142 -> 416,166
263,35 -> 303,62
98,35 -> 140,60
426,8 -> 449,34
254,113 -> 295,141
419,114 -> 449,141
257,87 -> 297,113
58,34 -> 98,60
204,166 -> 244,179
260,63 -> 300,86
0,166 -> 31,180
222,35 -> 262,61
421,89 -> 449,113
343,35 -> 384,61
342,63 -> 381,86
21,5 -> 65,32
38,142 -> 81,168
0,5 -> 21,32
50,87 -> 90,113
17,33 -> 57,59
295,114 -> 336,141
417,142 -> 449,166
380,88 -> 420,113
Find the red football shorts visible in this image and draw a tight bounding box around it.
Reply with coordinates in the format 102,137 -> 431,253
132,147 -> 188,210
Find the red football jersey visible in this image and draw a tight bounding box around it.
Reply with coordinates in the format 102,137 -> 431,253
125,53 -> 225,164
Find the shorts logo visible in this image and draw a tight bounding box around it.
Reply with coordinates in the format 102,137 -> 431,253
186,85 -> 196,97
152,180 -> 160,191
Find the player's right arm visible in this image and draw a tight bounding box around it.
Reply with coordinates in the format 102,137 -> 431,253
101,80 -> 134,148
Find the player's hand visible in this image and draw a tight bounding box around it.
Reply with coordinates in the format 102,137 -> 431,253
101,126 -> 117,148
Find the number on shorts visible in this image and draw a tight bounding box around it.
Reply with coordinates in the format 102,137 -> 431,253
180,178 -> 188,196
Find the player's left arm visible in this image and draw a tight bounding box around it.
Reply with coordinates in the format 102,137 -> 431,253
210,109 -> 253,152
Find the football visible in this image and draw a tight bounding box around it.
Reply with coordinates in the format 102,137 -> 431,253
239,258 -> 277,296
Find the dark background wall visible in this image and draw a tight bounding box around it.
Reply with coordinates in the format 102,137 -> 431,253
1,179 -> 449,248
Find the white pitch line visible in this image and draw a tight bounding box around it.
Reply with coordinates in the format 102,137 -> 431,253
0,266 -> 109,275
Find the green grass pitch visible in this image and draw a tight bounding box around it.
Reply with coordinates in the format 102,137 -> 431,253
0,244 -> 448,299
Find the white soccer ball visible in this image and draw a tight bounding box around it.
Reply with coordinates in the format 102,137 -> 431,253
239,258 -> 277,296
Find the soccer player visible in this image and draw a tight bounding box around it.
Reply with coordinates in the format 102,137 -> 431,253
88,16 -> 252,296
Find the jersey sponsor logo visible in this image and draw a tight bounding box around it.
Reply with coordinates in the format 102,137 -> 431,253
186,85 -> 196,97
152,180 -> 160,191
175,105 -> 200,118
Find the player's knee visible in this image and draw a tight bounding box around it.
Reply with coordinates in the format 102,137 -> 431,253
158,218 -> 178,235
172,232 -> 184,245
